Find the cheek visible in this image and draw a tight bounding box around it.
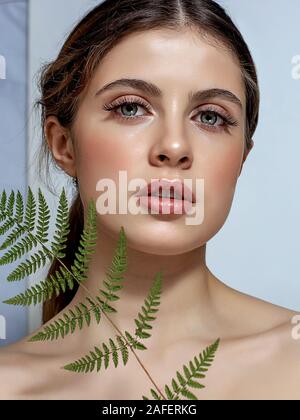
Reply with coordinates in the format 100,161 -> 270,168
209,142 -> 243,193
77,136 -> 134,183
204,144 -> 243,227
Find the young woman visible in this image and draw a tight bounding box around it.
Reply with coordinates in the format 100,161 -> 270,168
0,0 -> 299,400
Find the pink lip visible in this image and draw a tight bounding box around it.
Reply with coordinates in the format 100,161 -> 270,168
137,195 -> 193,215
135,179 -> 196,203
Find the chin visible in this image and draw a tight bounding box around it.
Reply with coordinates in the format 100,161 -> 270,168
115,219 -> 206,256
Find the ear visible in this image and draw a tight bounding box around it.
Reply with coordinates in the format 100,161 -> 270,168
44,116 -> 77,177
238,139 -> 254,177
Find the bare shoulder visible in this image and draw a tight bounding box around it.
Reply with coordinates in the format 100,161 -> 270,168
0,339 -> 52,400
245,296 -> 300,399
276,317 -> 300,395
216,274 -> 300,336
0,343 -> 28,399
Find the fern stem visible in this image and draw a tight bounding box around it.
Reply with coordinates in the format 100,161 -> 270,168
98,307 -> 166,400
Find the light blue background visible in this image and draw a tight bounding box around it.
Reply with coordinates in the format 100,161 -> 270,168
1,0 -> 300,346
0,0 -> 28,345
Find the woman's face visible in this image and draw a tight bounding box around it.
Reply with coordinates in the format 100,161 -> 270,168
70,28 -> 252,255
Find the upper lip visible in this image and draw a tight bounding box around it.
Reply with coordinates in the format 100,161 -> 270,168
135,178 -> 196,203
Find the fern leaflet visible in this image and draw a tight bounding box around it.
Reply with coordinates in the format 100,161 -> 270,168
142,338 -> 220,400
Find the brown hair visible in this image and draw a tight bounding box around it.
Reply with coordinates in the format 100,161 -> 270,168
35,0 -> 260,324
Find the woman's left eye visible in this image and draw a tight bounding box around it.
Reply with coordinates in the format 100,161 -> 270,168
194,110 -> 237,131
103,99 -> 238,131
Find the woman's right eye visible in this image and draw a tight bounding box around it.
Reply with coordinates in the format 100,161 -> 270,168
103,99 -> 151,121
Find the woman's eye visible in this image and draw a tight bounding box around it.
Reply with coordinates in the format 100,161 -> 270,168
194,110 -> 238,132
103,100 -> 238,131
118,102 -> 144,118
199,111 -> 224,126
103,100 -> 149,120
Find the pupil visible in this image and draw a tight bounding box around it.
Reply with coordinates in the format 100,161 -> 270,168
122,103 -> 137,116
202,111 -> 216,125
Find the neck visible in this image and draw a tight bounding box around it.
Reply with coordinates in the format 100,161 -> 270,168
71,226 -> 221,351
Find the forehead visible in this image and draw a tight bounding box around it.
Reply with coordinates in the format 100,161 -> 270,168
88,28 -> 245,106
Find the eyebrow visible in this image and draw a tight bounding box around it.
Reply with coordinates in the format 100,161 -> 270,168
95,78 -> 243,111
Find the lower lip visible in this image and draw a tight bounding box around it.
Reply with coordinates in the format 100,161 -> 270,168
136,195 -> 193,215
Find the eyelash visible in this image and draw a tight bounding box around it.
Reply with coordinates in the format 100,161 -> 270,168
102,96 -> 238,132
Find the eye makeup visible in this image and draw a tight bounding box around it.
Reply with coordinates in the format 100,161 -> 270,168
102,95 -> 239,133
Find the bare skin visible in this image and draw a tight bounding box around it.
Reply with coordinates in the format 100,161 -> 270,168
1,28 -> 300,400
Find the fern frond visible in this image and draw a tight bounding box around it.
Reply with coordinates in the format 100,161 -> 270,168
3,263 -> 73,306
94,225 -> 127,314
0,187 -> 68,282
0,191 -> 25,250
50,187 -> 70,258
63,334 -> 131,373
68,200 -> 97,285
0,191 -> 17,235
62,325 -> 148,374
0,190 -> 7,217
0,233 -> 37,269
36,188 -> 51,243
22,226 -> 128,344
28,298 -> 102,341
3,196 -> 96,306
143,338 -> 220,400
24,187 -> 36,232
134,271 -> 162,340
5,249 -> 50,281
7,190 -> 15,216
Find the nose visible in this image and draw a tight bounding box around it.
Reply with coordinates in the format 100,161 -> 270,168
149,129 -> 193,170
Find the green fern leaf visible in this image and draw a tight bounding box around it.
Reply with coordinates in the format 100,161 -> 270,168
116,335 -> 129,366
183,364 -> 191,381
162,338 -> 220,400
109,338 -> 119,368
180,387 -> 198,400
0,188 -> 68,283
0,223 -> 27,252
63,334 -> 129,373
0,233 -> 37,269
124,330 -> 147,351
177,371 -> 186,387
6,249 -> 48,281
50,188 -> 70,258
3,192 -> 96,306
36,188 -> 50,243
68,200 -> 97,284
150,389 -> 162,400
0,191 -> 25,250
97,225 -> 127,311
6,191 -> 15,217
24,187 -> 36,232
165,384 -> 175,400
15,190 -> 24,224
134,271 -> 162,341
187,379 -> 205,389
171,378 -> 180,393
28,298 -> 102,341
0,191 -> 16,235
0,190 -> 7,215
